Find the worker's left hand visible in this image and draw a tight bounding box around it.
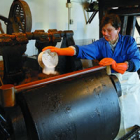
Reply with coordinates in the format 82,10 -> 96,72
99,58 -> 116,66
99,58 -> 128,74
111,62 -> 128,74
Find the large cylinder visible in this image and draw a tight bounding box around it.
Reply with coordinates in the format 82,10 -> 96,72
11,67 -> 120,140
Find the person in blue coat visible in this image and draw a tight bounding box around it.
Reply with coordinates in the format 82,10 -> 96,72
42,14 -> 140,139
43,14 -> 140,74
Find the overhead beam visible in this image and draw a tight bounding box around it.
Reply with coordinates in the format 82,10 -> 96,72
99,0 -> 140,7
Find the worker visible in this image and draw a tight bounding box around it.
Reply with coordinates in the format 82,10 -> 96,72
42,14 -> 140,139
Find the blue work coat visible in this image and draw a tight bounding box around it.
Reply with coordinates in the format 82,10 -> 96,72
76,34 -> 140,72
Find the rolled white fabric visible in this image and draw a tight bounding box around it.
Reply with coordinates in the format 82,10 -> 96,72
38,49 -> 58,75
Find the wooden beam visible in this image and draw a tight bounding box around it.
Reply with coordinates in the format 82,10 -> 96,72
99,0 -> 140,7
120,16 -> 128,35
109,7 -> 140,16
126,16 -> 136,36
136,19 -> 140,35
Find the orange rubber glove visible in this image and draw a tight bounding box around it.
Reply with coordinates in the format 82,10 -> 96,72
99,58 -> 116,66
99,58 -> 128,74
42,46 -> 75,56
112,63 -> 128,74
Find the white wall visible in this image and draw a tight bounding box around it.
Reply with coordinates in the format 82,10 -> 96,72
0,0 -> 99,56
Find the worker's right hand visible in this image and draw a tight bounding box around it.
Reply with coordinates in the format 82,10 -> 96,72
42,46 -> 75,56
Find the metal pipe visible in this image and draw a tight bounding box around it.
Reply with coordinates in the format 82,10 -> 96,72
66,0 -> 72,30
0,84 -> 15,107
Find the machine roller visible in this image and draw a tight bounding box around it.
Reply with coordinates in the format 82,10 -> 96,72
0,66 -> 121,140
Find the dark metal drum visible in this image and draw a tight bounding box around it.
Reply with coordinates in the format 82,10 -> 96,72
10,67 -> 121,140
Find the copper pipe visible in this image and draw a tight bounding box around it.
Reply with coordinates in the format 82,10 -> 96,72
15,66 -> 105,93
0,84 -> 15,107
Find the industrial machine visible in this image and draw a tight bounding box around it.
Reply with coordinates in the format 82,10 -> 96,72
0,65 -> 121,140
1,0 -> 140,140
0,0 -> 82,85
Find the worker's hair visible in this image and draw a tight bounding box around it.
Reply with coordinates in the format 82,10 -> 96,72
101,14 -> 121,29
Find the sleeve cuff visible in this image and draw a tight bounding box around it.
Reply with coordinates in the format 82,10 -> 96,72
127,60 -> 135,72
73,45 -> 79,57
